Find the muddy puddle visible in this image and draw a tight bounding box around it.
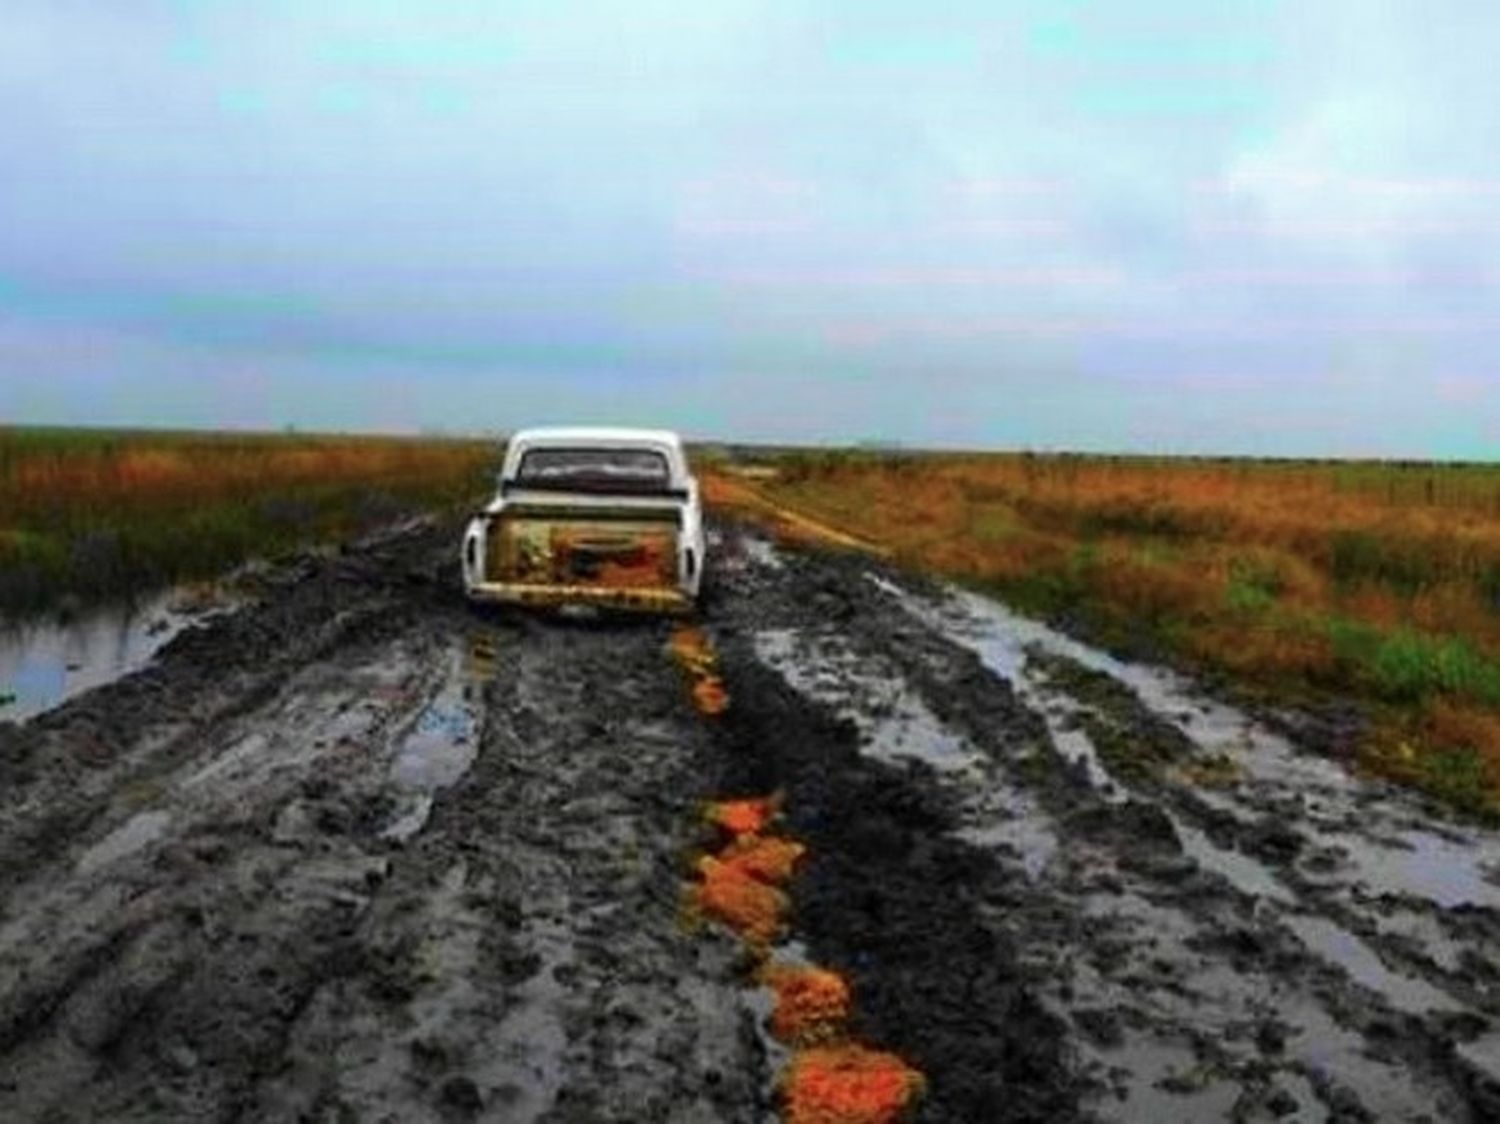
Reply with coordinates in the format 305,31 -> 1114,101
8,517 -> 1500,1122
862,571 -> 1500,1115
753,624 -> 1062,882
728,534 -> 1500,1119
380,634 -> 497,843
903,579 -> 1500,918
0,586 -> 238,723
1283,914 -> 1461,1015
876,574 -> 1500,920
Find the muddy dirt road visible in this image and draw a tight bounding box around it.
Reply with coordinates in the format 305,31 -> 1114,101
3,518 -> 1500,1122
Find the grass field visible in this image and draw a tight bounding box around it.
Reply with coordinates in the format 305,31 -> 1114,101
0,427 -> 499,618
708,451 -> 1500,817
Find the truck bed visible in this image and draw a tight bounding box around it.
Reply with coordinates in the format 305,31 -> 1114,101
475,503 -> 692,613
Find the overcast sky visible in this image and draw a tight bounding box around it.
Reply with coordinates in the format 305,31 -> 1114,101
2,1 -> 1497,456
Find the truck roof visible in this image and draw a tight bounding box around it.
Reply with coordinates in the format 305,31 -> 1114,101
499,427 -> 692,489
507,426 -> 684,451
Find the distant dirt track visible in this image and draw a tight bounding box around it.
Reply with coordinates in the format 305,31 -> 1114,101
2,517 -> 1499,1122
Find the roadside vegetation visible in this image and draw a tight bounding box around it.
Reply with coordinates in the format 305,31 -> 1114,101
0,427 -> 499,619
708,451 -> 1500,818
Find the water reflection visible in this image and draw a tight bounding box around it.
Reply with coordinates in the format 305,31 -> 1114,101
0,590 -> 228,722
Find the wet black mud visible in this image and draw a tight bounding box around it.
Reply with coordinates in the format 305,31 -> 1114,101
701,636 -> 1079,1123
2,518 -> 1500,1121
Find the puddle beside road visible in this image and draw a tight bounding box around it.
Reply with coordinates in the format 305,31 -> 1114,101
873,573 -> 1500,918
1311,828 -> 1500,912
1174,819 -> 1296,904
853,571 -> 1499,1119
0,589 -> 235,723
1284,914 -> 1461,1015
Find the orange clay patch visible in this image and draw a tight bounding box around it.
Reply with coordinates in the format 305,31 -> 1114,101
671,625 -> 729,713
706,796 -> 779,836
692,676 -> 730,715
782,1045 -> 925,1124
670,625 -> 717,671
721,833 -> 806,885
693,854 -> 789,946
688,789 -> 925,1120
678,652 -> 717,678
761,964 -> 852,1046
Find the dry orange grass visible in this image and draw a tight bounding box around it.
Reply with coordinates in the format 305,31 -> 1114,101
2,436 -> 491,526
0,428 -> 498,614
708,453 -> 1500,815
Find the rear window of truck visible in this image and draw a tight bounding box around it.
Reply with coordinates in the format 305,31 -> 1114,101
515,447 -> 673,493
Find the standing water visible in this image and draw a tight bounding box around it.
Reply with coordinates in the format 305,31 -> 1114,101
0,589 -> 233,723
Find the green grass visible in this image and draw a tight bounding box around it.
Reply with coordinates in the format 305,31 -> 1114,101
1367,629 -> 1500,705
1416,746 -> 1491,815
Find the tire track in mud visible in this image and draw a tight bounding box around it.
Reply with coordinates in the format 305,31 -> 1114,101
8,515 -> 1500,1122
723,534 -> 1500,1122
701,546 -> 1082,1123
0,547 -> 488,1118
259,615 -> 768,1123
0,521 -> 769,1122
0,519 -> 1087,1122
0,528 -> 457,1120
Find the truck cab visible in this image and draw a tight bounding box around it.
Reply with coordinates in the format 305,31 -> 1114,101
461,427 -> 705,614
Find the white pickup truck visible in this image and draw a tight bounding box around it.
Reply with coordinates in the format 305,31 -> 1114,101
461,427 -> 706,614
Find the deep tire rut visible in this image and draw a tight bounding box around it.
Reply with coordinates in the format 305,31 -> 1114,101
3,519 -> 1497,1122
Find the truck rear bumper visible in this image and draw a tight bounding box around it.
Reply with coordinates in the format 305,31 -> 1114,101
465,581 -> 694,615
